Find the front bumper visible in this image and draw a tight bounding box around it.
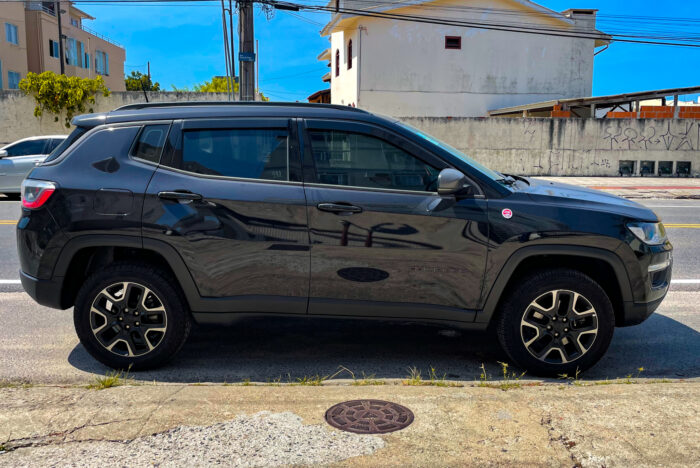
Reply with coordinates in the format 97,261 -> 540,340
620,296 -> 666,327
20,270 -> 67,310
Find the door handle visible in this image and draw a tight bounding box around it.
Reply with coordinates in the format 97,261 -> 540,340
158,191 -> 203,202
317,203 -> 362,214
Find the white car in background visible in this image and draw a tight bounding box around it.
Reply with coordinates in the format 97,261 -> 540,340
0,135 -> 67,195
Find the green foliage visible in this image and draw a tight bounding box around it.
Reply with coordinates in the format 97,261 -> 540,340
19,71 -> 110,128
125,70 -> 160,92
173,76 -> 239,93
86,368 -> 130,390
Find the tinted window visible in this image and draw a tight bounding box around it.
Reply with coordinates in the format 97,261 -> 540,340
132,125 -> 169,164
46,138 -> 64,152
4,139 -> 47,157
308,130 -> 439,192
44,127 -> 88,163
180,129 -> 288,181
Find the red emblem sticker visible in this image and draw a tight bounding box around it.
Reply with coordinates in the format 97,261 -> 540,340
502,208 -> 513,219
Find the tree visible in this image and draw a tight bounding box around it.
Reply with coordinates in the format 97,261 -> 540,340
125,71 -> 160,92
19,71 -> 110,127
172,76 -> 239,93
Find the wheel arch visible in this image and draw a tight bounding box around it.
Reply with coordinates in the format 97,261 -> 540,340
53,235 -> 200,310
479,245 -> 633,326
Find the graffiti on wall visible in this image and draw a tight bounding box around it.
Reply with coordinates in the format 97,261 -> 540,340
603,121 -> 698,151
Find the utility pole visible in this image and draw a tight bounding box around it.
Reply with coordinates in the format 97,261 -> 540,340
228,0 -> 236,99
55,1 -> 65,74
238,0 -> 255,101
147,61 -> 150,81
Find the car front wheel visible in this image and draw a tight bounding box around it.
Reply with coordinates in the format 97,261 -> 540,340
74,262 -> 192,370
496,268 -> 615,377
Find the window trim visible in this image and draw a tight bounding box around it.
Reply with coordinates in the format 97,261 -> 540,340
445,36 -> 461,50
347,40 -> 352,70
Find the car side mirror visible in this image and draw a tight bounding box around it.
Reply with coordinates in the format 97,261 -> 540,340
437,168 -> 476,197
0,149 -> 7,158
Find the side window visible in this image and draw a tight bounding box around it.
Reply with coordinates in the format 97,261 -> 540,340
179,128 -> 289,181
131,125 -> 169,164
308,130 -> 439,192
4,139 -> 47,157
46,138 -> 64,153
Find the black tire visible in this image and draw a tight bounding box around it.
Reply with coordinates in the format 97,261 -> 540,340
74,262 -> 192,370
496,268 -> 615,377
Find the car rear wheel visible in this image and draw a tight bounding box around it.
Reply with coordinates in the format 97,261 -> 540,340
74,262 -> 192,370
496,268 -> 615,377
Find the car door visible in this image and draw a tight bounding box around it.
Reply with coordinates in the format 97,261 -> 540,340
0,138 -> 49,192
301,119 -> 489,322
142,118 -> 310,315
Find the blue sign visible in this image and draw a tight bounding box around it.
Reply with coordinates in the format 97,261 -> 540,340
239,52 -> 256,62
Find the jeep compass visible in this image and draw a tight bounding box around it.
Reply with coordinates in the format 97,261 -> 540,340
17,102 -> 673,376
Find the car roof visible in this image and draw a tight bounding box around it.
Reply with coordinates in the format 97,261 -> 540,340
71,102 -> 383,128
1,135 -> 66,149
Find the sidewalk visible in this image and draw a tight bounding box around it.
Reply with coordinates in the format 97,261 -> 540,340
0,381 -> 698,467
539,176 -> 700,199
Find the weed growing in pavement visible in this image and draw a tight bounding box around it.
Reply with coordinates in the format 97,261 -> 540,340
0,381 -> 33,389
624,367 -> 645,384
86,367 -> 131,390
558,368 -> 584,386
348,370 -> 385,386
477,362 -> 526,391
240,378 -> 252,386
402,366 -> 461,387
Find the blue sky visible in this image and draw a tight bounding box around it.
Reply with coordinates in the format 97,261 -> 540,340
82,0 -> 700,101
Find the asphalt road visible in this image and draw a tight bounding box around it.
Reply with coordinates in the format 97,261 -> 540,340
0,197 -> 698,384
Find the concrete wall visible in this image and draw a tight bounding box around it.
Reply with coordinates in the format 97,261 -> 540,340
329,0 -> 598,117
400,117 -> 700,176
0,90 -> 234,145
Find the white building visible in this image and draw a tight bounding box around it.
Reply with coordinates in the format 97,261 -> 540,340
317,0 -> 609,117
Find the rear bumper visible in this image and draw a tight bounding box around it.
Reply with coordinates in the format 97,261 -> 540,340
20,270 -> 67,309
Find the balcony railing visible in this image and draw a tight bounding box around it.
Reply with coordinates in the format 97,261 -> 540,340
32,3 -> 123,49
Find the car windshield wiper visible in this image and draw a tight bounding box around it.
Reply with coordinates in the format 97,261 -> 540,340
496,174 -> 517,186
501,173 -> 530,186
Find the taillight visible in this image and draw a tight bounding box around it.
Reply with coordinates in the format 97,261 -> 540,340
21,179 -> 56,209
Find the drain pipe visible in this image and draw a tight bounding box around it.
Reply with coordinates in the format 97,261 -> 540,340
356,26 -> 366,108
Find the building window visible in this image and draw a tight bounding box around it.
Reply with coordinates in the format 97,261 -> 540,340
84,52 -> 90,69
347,40 -> 352,70
70,17 -> 79,28
65,38 -> 78,66
0,60 -> 3,89
445,36 -> 461,50
335,49 -> 340,77
5,23 -> 19,45
49,39 -> 60,58
95,50 -> 108,75
8,71 -> 21,89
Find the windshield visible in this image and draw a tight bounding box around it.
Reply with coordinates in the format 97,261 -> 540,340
43,127 -> 88,163
396,121 -> 504,182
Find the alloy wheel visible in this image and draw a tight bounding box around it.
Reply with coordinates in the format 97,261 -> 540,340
89,282 -> 168,357
520,289 -> 598,364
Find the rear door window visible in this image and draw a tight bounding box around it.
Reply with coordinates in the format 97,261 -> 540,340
44,127 -> 88,163
178,128 -> 289,181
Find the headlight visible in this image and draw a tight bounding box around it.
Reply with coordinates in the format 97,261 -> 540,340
627,222 -> 667,245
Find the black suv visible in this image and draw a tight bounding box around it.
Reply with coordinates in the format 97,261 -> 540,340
17,103 -> 672,376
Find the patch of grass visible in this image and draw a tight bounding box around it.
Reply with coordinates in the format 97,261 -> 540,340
0,381 -> 33,389
558,368 -> 584,386
266,376 -> 283,386
86,368 -> 130,390
624,367 -> 645,384
351,372 -> 385,386
402,366 -> 461,387
477,362 -> 526,391
239,378 -> 252,386
649,378 -> 672,384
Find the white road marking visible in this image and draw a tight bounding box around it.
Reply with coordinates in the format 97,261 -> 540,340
672,280 -> 700,284
0,280 -> 21,284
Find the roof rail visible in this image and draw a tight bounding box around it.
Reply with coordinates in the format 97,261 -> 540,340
114,101 -> 369,113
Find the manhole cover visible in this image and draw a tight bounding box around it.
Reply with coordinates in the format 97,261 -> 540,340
325,400 -> 414,434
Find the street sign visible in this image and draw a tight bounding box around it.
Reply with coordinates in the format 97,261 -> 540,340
239,52 -> 256,62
